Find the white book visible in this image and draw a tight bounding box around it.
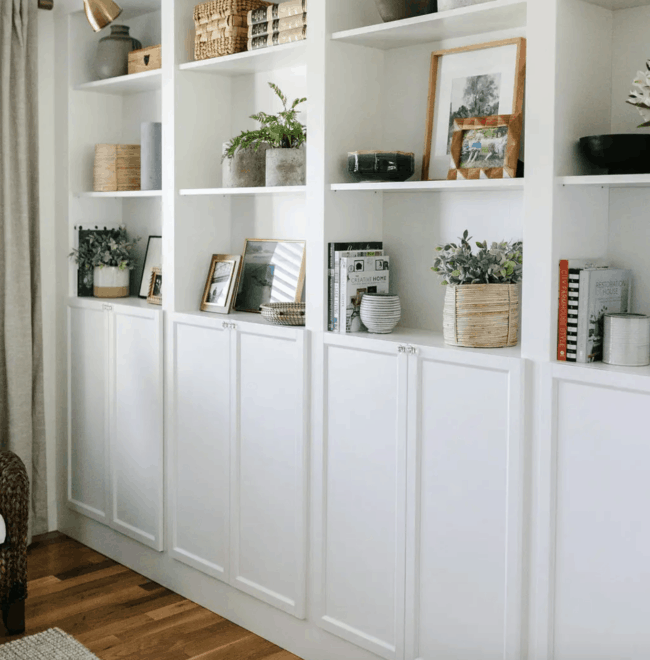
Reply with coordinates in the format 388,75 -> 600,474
339,255 -> 390,334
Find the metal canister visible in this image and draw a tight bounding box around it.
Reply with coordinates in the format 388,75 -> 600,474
603,313 -> 650,367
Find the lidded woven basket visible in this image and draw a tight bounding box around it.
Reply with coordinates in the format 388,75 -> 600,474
443,284 -> 519,348
260,302 -> 305,326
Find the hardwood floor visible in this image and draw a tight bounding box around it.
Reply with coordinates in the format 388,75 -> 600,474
0,532 -> 300,660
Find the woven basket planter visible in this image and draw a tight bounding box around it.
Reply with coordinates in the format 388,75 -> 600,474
443,284 -> 519,348
260,303 -> 305,326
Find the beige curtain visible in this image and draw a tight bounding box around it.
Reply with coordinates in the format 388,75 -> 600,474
0,0 -> 47,539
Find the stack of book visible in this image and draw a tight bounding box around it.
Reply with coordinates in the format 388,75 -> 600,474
328,242 -> 390,334
557,259 -> 632,363
247,0 -> 307,51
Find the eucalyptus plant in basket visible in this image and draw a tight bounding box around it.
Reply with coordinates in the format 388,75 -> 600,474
432,230 -> 523,348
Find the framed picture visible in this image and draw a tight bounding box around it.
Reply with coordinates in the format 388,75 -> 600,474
422,37 -> 526,181
200,254 -> 242,314
235,239 -> 306,313
139,236 -> 162,298
147,267 -> 162,305
448,114 -> 522,180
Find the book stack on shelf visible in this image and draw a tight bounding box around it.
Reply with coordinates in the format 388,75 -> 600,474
557,259 -> 632,363
328,242 -> 392,334
247,0 -> 307,51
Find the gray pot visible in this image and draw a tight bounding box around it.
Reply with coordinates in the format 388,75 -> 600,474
265,148 -> 306,187
438,0 -> 493,11
94,25 -> 142,80
374,0 -> 407,21
222,143 -> 269,188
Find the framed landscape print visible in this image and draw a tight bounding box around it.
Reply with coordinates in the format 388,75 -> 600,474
422,37 -> 526,181
448,114 -> 522,180
235,239 -> 306,313
200,254 -> 242,314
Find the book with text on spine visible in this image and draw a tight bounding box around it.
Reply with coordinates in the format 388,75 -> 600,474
248,0 -> 306,25
248,26 -> 306,50
248,14 -> 307,37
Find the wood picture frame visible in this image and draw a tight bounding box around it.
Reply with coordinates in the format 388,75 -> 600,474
448,114 -> 523,180
147,267 -> 162,305
138,235 -> 162,298
422,37 -> 526,181
235,239 -> 306,314
200,254 -> 242,314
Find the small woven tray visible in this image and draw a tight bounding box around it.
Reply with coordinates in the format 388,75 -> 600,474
260,303 -> 306,326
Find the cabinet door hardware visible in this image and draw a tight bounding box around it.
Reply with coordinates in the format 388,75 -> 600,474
397,345 -> 406,353
103,304 -> 113,312
408,345 -> 419,355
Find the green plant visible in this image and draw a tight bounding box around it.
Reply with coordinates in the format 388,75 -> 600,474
69,227 -> 140,287
223,82 -> 306,159
431,230 -> 523,286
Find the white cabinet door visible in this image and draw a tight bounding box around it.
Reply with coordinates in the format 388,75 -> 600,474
230,323 -> 308,619
319,336 -> 409,660
405,347 -> 524,660
68,302 -> 109,524
109,305 -> 164,551
170,317 -> 232,580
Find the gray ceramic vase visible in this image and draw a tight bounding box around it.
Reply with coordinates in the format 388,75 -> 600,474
222,143 -> 269,188
94,25 -> 142,80
374,0 -> 407,21
265,148 -> 306,187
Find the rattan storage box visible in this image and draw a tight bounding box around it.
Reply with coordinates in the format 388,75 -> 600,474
193,0 -> 273,60
94,144 -> 141,192
128,45 -> 162,74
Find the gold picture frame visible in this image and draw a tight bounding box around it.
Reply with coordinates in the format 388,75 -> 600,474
448,114 -> 522,180
235,239 -> 306,314
422,37 -> 526,181
147,267 -> 162,305
200,254 -> 242,314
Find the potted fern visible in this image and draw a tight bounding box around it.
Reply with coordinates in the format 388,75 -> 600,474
223,82 -> 306,188
432,230 -> 523,347
69,227 -> 139,298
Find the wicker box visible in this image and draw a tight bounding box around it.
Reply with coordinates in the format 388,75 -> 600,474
128,44 -> 162,74
193,0 -> 273,60
93,144 -> 141,192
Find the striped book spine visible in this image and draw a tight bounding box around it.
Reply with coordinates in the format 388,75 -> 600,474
566,268 -> 581,362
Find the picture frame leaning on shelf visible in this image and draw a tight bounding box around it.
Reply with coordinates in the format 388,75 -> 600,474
200,254 -> 242,314
147,267 -> 162,305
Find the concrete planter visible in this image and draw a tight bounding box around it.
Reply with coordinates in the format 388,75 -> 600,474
438,0 -> 493,11
374,0 -> 407,21
222,143 -> 269,188
265,148 -> 306,187
93,266 -> 129,298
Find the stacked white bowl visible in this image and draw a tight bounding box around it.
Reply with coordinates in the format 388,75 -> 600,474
360,293 -> 401,334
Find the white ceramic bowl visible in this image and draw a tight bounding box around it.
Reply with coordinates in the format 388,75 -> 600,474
360,294 -> 401,334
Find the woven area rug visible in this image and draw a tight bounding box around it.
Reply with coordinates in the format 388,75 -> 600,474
0,628 -> 99,659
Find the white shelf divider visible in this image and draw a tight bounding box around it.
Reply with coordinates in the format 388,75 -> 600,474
331,179 -> 524,193
179,41 -> 306,76
331,0 -> 527,50
76,190 -> 163,198
180,186 -> 306,196
74,70 -> 162,95
559,174 -> 650,188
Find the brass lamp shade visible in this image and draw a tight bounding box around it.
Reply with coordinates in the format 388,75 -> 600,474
83,0 -> 123,32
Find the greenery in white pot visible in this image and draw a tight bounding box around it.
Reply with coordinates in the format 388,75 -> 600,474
627,59 -> 650,127
69,227 -> 140,288
431,230 -> 523,285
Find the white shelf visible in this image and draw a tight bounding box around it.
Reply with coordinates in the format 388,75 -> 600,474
559,174 -> 650,188
331,179 -> 524,193
582,0 -> 650,10
175,309 -> 308,331
76,191 -> 162,198
553,359 -> 650,390
331,0 -> 527,50
179,186 -> 306,196
68,296 -> 159,312
74,70 -> 162,95
179,42 -> 306,77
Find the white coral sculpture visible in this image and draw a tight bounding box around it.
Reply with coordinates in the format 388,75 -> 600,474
627,60 -> 650,127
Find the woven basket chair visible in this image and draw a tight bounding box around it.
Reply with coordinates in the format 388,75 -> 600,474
0,451 -> 29,635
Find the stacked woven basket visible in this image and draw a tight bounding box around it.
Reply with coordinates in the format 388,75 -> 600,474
194,0 -> 273,60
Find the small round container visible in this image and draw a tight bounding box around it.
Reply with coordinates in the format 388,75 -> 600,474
603,313 -> 650,367
360,294 -> 401,334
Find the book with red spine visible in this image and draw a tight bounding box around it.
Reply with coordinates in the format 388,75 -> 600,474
557,259 -> 570,360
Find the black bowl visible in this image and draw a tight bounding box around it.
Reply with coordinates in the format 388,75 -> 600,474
348,151 -> 415,183
579,134 -> 650,174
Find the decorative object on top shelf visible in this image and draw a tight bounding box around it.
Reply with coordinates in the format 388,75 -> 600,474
627,59 -> 650,127
69,227 -> 140,299
128,45 -> 162,74
223,83 -> 306,187
373,0 -> 437,22
360,294 -> 401,335
147,267 -> 162,305
347,151 -> 415,183
223,142 -> 270,187
438,0 -> 494,11
193,0 -> 273,60
432,230 -> 522,347
93,24 -> 141,79
201,254 -> 243,314
603,313 -> 650,367
83,0 -> 123,32
141,123 -> 162,191
423,37 -> 526,181
579,135 -> 650,175
448,114 -> 522,180
235,238 -> 306,313
75,226 -> 115,296
94,143 -> 141,192
138,236 -> 162,299
260,302 -> 306,326
247,1 -> 307,52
